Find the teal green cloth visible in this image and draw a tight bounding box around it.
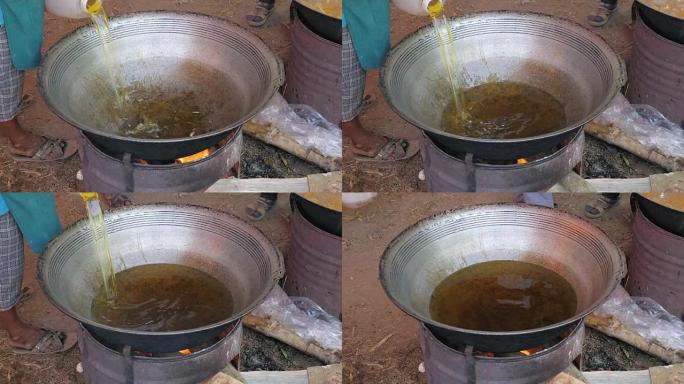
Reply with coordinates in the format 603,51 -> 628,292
342,0 -> 391,70
0,195 -> 7,216
0,193 -> 62,254
0,0 -> 45,70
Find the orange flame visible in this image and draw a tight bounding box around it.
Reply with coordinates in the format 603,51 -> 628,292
517,158 -> 529,165
179,349 -> 192,356
176,149 -> 211,164
520,346 -> 543,356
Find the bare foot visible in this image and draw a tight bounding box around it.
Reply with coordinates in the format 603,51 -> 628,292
0,118 -> 47,157
0,308 -> 43,350
7,323 -> 43,350
342,118 -> 387,156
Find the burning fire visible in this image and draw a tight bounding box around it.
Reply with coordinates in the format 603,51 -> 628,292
520,346 -> 544,356
176,149 -> 212,164
179,348 -> 192,356
517,158 -> 529,165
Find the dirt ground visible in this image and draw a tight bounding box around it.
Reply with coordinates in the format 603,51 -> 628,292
342,193 -> 664,384
0,0 -> 323,192
342,0 -> 667,192
0,193 -> 321,384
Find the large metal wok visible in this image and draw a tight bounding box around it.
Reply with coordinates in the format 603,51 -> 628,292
380,11 -> 626,160
39,204 -> 284,353
39,11 -> 284,160
380,204 -> 626,352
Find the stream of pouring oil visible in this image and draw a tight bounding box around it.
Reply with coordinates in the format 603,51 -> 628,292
86,0 -> 126,109
81,193 -> 117,301
427,0 -> 468,121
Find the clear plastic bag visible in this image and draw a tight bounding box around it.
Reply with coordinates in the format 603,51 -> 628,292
251,94 -> 341,159
594,94 -> 684,158
593,285 -> 684,352
251,285 -> 342,352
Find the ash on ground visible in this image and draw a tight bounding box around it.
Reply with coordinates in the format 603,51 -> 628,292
582,328 -> 665,371
241,136 -> 324,179
240,328 -> 322,371
582,136 -> 665,179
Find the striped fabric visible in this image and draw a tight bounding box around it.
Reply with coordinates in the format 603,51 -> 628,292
342,26 -> 365,122
0,26 -> 24,122
0,213 -> 24,311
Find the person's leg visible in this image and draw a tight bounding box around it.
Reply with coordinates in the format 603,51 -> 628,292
342,27 -> 418,161
585,193 -> 621,218
0,26 -> 46,157
588,0 -> 619,27
246,193 -> 278,221
0,213 -> 42,350
341,27 -> 386,153
246,0 -> 276,27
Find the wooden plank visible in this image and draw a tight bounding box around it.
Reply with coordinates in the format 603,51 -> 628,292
550,173 -> 651,193
206,172 -> 342,193
586,122 -> 684,172
206,177 -> 310,193
582,369 -> 650,384
241,370 -> 309,384
244,121 -> 341,172
307,364 -> 342,384
582,177 -> 652,193
307,172 -> 342,192
547,372 -> 585,384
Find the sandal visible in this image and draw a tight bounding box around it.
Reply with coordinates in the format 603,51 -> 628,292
585,193 -> 621,219
11,329 -> 77,355
246,194 -> 278,221
246,1 -> 275,27
588,1 -> 618,27
352,136 -> 419,163
10,137 -> 77,162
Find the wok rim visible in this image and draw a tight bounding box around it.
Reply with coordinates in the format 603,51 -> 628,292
38,203 -> 285,337
379,203 -> 626,339
379,10 -> 627,146
37,10 -> 285,145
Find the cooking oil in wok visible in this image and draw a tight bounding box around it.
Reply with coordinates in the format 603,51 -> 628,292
429,260 -> 577,332
91,263 -> 234,331
441,81 -> 567,139
428,0 -> 467,121
82,193 -> 117,301
107,83 -> 210,139
87,0 -> 125,108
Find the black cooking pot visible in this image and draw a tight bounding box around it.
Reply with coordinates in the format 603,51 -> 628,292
633,194 -> 684,237
84,319 -> 241,353
426,321 -> 579,352
636,2 -> 684,44
291,194 -> 342,236
293,2 -> 341,44
83,129 -> 236,161
427,126 -> 583,160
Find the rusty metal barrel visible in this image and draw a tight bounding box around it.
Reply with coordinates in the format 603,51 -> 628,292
627,12 -> 684,127
627,205 -> 684,318
284,13 -> 341,125
284,199 -> 342,318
